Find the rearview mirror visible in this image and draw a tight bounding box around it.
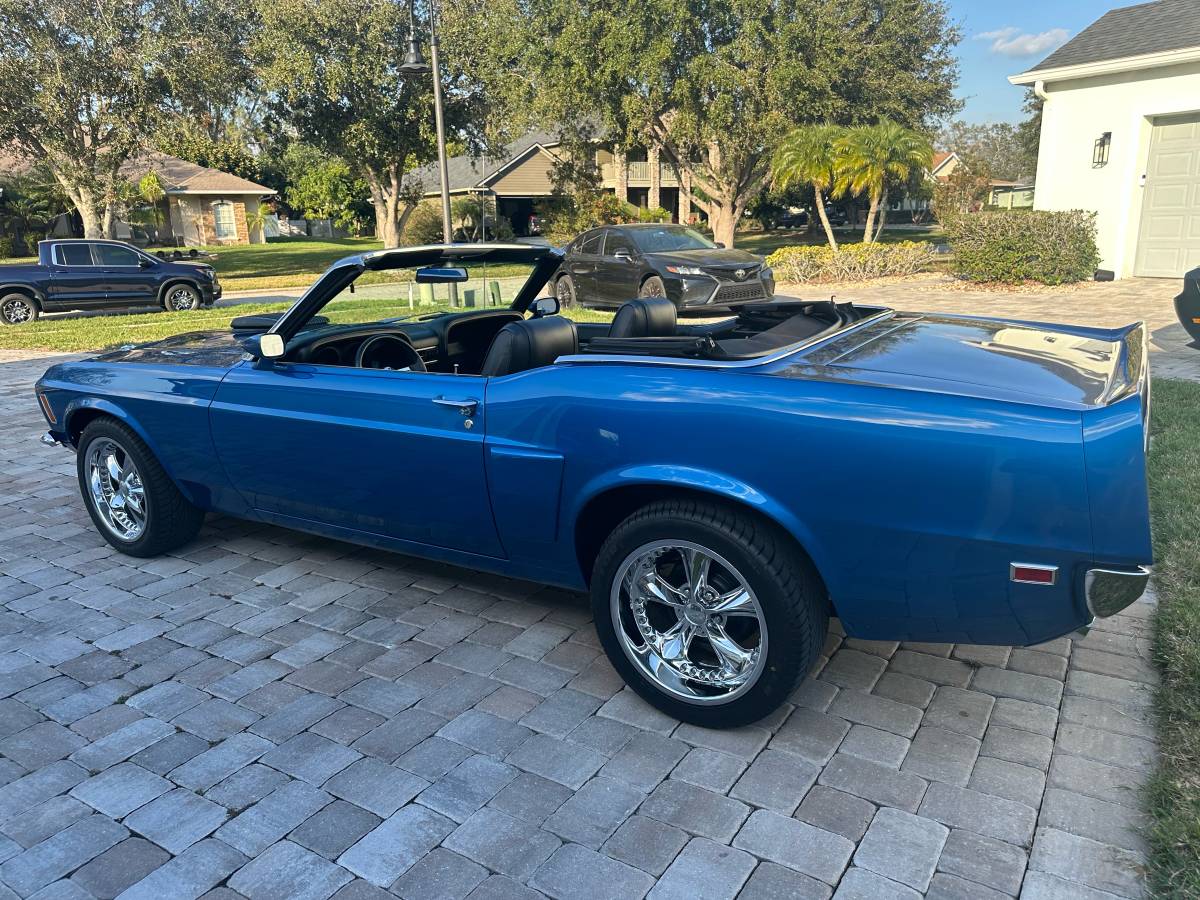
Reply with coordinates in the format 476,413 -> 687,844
530,295 -> 560,318
257,333 -> 285,359
415,265 -> 469,283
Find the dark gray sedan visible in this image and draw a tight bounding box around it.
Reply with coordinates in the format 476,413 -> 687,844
554,224 -> 775,311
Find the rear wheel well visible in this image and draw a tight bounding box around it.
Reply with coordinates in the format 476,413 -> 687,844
574,484 -> 827,598
1,287 -> 41,308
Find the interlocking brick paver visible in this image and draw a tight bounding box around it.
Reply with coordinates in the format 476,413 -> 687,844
733,809 -> 854,885
0,345 -> 1168,899
530,842 -> 655,900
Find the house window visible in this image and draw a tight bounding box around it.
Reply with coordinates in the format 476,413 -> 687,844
213,201 -> 237,240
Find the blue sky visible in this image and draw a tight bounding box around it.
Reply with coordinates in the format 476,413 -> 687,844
951,0 -> 1114,124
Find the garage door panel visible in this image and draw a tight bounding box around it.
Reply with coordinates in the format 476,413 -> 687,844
1135,113 -> 1200,278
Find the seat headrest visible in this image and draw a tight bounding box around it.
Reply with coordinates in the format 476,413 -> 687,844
609,297 -> 677,339
481,315 -> 579,377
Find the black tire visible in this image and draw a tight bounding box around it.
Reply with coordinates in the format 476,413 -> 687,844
1,293 -> 39,325
77,418 -> 205,557
591,498 -> 828,728
555,273 -> 577,308
163,284 -> 201,312
638,275 -> 667,298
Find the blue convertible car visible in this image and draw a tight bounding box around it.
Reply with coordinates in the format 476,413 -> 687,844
35,244 -> 1153,726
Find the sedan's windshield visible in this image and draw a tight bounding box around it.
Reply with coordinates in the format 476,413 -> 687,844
629,226 -> 717,253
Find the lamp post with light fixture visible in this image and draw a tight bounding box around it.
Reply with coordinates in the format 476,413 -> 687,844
400,0 -> 453,245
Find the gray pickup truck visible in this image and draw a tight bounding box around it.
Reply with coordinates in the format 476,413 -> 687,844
0,239 -> 221,324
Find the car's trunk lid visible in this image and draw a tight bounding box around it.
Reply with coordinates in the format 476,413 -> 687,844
820,313 -> 1137,408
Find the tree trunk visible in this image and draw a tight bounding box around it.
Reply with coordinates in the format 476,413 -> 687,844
102,201 -> 119,239
708,203 -> 737,248
814,191 -> 838,251
862,193 -> 881,244
874,203 -> 888,242
74,186 -> 103,239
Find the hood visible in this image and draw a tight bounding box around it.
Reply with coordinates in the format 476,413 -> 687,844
645,248 -> 763,268
818,313 -> 1129,408
94,329 -> 251,368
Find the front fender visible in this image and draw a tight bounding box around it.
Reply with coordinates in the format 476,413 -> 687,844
0,282 -> 47,305
62,397 -> 201,506
567,462 -> 839,594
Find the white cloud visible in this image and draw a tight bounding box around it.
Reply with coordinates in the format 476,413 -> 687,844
976,26 -> 1070,57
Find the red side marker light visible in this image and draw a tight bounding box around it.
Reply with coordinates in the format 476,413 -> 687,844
1010,563 -> 1057,585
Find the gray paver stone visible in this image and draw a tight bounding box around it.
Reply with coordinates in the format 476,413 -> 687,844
828,691 -> 922,738
391,847 -> 488,900
853,807 -> 948,891
738,861 -> 832,900
901,726 -> 980,786
1028,826 -> 1145,898
337,804 -> 455,887
729,749 -> 819,813
112,837 -> 246,900
732,809 -> 854,885
831,867 -> 921,899
543,775 -> 644,848
228,839 -> 353,900
504,733 -> 604,789
70,764 -> 171,819
216,779 -> 332,856
122,787 -> 228,853
324,757 -> 429,818
768,708 -> 850,765
599,732 -> 689,793
649,837 -> 757,900
601,815 -> 689,877
640,778 -> 749,842
917,783 -> 1036,847
290,800 -> 381,860
260,732 -> 361,785
442,808 -> 559,880
417,755 -> 518,822
530,842 -> 654,900
70,837 -> 169,899
936,827 -> 1027,895
1038,788 -> 1146,853
168,733 -> 275,791
818,754 -> 927,813
0,816 -> 128,898
968,756 -> 1046,808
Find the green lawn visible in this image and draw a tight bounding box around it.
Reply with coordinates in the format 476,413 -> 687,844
202,237 -> 384,291
0,295 -> 614,353
1145,378 -> 1200,896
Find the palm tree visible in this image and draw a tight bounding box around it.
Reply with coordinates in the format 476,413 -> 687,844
834,121 -> 934,243
772,124 -> 843,250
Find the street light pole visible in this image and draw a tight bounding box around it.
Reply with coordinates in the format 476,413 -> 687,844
427,15 -> 453,245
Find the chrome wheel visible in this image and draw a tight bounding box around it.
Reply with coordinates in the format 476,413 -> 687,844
1,297 -> 34,324
85,438 -> 147,542
555,276 -> 574,306
610,540 -> 767,705
166,287 -> 198,311
639,278 -> 666,298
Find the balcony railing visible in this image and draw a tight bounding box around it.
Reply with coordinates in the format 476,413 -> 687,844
598,161 -> 679,188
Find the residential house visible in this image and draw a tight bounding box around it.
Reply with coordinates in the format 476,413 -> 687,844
988,180 -> 1036,209
410,131 -> 699,235
888,151 -> 963,220
0,149 -> 275,246
1010,0 -> 1200,278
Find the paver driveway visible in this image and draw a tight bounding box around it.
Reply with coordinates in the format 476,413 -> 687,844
0,321 -> 1166,899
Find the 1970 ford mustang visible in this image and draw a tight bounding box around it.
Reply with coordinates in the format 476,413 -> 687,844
34,243 -> 1153,727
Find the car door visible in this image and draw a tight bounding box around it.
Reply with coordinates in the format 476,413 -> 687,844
593,229 -> 643,304
565,230 -> 604,303
46,243 -> 107,309
209,360 -> 506,558
93,243 -> 158,308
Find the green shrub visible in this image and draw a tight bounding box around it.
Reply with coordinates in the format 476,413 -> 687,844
765,241 -> 938,283
401,201 -> 445,246
943,209 -> 1099,285
0,236 -> 15,259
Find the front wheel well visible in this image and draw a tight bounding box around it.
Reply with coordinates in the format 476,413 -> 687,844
66,408 -> 118,445
574,484 -> 827,598
1,287 -> 42,308
158,279 -> 201,305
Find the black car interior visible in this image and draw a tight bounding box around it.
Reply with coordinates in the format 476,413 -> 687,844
259,293 -> 869,376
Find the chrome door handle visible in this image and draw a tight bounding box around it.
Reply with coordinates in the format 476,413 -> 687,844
433,397 -> 478,416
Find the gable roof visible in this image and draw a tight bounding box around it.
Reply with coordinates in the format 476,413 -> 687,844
1025,0 -> 1200,73
410,130 -> 562,194
120,152 -> 274,195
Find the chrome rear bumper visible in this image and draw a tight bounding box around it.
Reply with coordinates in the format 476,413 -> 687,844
1085,566 -> 1151,618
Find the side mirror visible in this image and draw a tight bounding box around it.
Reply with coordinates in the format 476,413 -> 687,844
714,242 -> 726,249
530,295 -> 560,318
613,248 -> 634,261
257,333 -> 285,359
139,258 -> 154,268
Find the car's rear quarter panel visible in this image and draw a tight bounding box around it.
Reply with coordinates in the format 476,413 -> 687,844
486,363 -> 1094,645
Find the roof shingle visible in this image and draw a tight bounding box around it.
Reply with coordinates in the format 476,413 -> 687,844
1028,0 -> 1200,73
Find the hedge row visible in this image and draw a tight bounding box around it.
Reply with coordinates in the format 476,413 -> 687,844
942,209 -> 1100,285
766,241 -> 938,283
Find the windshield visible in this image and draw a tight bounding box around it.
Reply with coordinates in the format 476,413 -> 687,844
300,261 -> 540,331
629,226 -> 717,253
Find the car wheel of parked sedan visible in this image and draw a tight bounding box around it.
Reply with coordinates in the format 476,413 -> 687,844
77,418 -> 205,557
555,274 -> 577,308
592,498 -> 828,727
0,293 -> 39,325
638,276 -> 667,299
164,285 -> 201,312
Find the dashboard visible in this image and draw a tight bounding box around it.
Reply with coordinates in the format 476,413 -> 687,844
285,308 -> 522,374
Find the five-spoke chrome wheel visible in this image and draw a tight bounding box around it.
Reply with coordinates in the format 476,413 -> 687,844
610,540 -> 768,705
1,296 -> 35,324
85,438 -> 147,542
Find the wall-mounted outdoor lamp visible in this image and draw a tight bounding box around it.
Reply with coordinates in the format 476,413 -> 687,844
1093,132 -> 1111,168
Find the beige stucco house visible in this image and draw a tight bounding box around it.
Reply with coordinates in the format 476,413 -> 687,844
1010,0 -> 1200,278
119,153 -> 275,246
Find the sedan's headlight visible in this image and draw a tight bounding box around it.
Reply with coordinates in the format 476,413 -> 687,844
665,265 -> 705,276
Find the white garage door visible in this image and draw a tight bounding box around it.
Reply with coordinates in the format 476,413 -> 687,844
1134,112 -> 1200,278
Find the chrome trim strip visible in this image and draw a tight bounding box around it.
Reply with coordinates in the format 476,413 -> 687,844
1085,566 -> 1151,618
556,308 -> 895,370
1009,562 -> 1059,585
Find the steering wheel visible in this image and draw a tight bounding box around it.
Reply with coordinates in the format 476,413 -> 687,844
355,334 -> 427,371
